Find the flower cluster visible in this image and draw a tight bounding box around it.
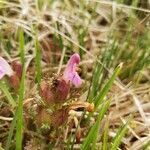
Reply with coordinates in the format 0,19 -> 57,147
0,54 -> 93,128
37,53 -> 93,128
39,53 -> 82,105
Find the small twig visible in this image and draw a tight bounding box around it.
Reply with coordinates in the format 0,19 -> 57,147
0,116 -> 13,121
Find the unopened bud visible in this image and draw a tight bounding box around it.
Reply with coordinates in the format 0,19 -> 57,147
11,61 -> 22,79
8,61 -> 22,91
52,78 -> 70,103
86,103 -> 94,112
39,80 -> 55,105
9,73 -> 20,91
39,78 -> 70,105
36,106 -> 51,127
51,107 -> 69,127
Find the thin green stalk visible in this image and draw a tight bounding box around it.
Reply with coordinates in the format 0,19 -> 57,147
94,63 -> 123,109
15,66 -> 25,150
56,21 -> 64,50
19,27 -> 25,65
5,108 -> 18,150
0,81 -> 16,107
35,33 -> 42,85
15,27 -> 25,150
0,146 -> 4,150
102,119 -> 109,150
111,117 -> 132,150
81,100 -> 111,150
142,140 -> 150,150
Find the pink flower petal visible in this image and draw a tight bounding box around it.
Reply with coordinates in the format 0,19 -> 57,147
63,53 -> 82,87
72,72 -> 82,87
0,57 -> 13,79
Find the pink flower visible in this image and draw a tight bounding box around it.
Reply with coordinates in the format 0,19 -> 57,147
0,57 -> 13,79
63,53 -> 82,87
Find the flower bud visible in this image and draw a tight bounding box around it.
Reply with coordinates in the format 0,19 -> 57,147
9,73 -> 20,91
0,57 -> 23,91
36,106 -> 69,128
52,78 -> 70,103
51,107 -> 69,128
39,78 -> 70,105
36,106 -> 51,127
86,103 -> 94,112
39,80 -> 55,105
11,61 -> 22,79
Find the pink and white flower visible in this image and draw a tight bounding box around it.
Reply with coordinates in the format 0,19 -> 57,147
63,53 -> 82,87
40,53 -> 82,104
0,57 -> 13,79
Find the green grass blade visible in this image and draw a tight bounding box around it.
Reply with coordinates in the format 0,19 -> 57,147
15,66 -> 25,150
56,21 -> 64,50
15,27 -> 25,150
0,146 -> 4,150
5,109 -> 18,150
35,33 -> 42,85
81,100 -> 111,150
0,81 -> 16,107
102,119 -> 109,150
19,27 -> 25,64
94,63 -> 123,109
88,59 -> 103,102
111,117 -> 131,150
142,140 -> 150,150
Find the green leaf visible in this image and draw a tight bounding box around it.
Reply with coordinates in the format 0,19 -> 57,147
0,81 -> 16,107
102,119 -> 109,150
81,100 -> 111,150
142,140 -> 150,150
15,66 -> 25,150
88,40 -> 118,102
34,32 -> 42,85
111,117 -> 131,150
94,63 -> 122,109
15,27 -> 26,150
5,109 -> 18,150
19,27 -> 25,65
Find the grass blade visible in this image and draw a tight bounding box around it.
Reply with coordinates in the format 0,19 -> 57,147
111,117 -> 131,150
15,27 -> 25,150
15,65 -> 25,150
88,40 -> 118,102
142,140 -> 150,150
102,119 -> 109,150
5,109 -> 18,150
0,146 -> 4,150
19,27 -> 25,64
0,81 -> 16,107
94,63 -> 123,109
88,56 -> 104,102
81,100 -> 111,150
35,32 -> 42,85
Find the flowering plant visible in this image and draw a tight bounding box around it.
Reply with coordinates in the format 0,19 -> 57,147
38,53 -> 93,128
